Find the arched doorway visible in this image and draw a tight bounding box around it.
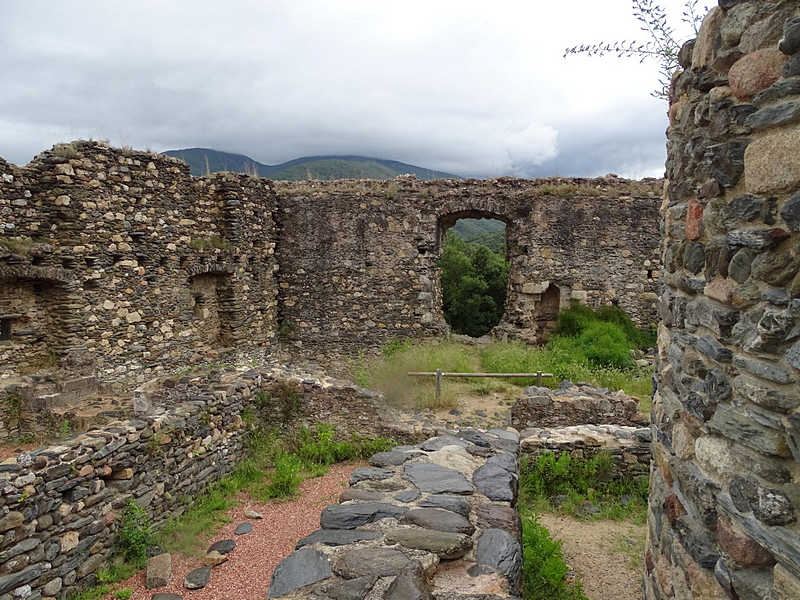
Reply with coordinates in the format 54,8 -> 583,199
535,283 -> 561,341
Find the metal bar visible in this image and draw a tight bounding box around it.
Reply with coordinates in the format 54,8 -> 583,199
407,372 -> 554,377
435,368 -> 442,404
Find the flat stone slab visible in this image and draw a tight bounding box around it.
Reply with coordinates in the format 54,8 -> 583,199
384,570 -> 431,600
420,435 -> 468,451
320,502 -> 408,529
268,548 -> 332,598
339,488 -> 384,502
146,552 -> 171,589
184,566 -> 211,590
402,508 -> 475,535
333,547 -> 417,579
151,595 -> 182,600
476,528 -> 522,594
316,575 -> 377,599
349,466 -> 395,485
403,463 -> 474,495
385,527 -> 472,559
244,509 -> 263,519
473,461 -> 516,503
418,494 -> 471,517
207,539 -> 235,555
369,450 -> 416,467
295,528 -> 384,549
234,522 -> 253,535
394,490 -> 421,503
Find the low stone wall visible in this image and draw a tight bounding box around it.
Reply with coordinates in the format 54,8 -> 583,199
520,424 -> 652,480
511,382 -> 648,430
267,429 -> 523,599
0,365 -> 417,600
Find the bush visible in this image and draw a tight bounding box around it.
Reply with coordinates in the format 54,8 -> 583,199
264,453 -> 304,498
574,321 -> 633,369
521,510 -> 587,600
118,499 -> 154,564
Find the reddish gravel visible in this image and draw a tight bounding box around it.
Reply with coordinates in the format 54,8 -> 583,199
114,463 -> 358,600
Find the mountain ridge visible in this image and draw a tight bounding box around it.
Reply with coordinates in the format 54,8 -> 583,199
163,147 -> 460,181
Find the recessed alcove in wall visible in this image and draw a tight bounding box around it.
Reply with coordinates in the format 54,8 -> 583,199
188,271 -> 235,347
437,212 -> 510,338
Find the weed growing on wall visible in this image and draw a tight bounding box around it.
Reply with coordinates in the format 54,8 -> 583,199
118,499 -> 155,564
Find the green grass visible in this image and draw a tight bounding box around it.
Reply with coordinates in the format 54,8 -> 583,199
521,509 -> 588,600
520,451 -> 649,524
158,424 -> 394,555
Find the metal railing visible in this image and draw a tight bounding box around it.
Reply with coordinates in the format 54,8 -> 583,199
408,369 -> 554,403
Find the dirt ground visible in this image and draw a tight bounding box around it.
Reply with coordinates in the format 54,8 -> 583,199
538,513 -> 646,600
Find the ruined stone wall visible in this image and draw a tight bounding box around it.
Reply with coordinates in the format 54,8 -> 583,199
0,141 -> 278,383
647,2 -> 800,598
275,176 -> 662,354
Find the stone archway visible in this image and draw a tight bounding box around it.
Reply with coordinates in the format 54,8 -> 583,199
535,283 -> 561,341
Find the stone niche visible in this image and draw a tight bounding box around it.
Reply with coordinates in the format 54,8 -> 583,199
188,270 -> 235,348
646,2 -> 800,599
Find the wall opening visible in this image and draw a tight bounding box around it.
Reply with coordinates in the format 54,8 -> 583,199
188,272 -> 234,347
438,214 -> 509,338
0,317 -> 11,341
535,283 -> 561,342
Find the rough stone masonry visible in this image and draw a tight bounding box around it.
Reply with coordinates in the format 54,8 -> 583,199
0,141 -> 661,385
647,1 -> 800,598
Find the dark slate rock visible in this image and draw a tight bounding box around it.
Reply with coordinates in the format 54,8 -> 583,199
418,494 -> 471,517
476,504 -> 522,539
316,576 -> 376,600
456,429 -> 490,447
709,139 -> 748,189
184,567 -> 211,590
475,528 -> 522,594
780,16 -> 800,54
320,503 -> 408,529
634,428 -> 652,443
385,527 -> 472,559
394,490 -> 420,503
729,228 -> 790,250
729,248 -> 755,283
234,522 -> 253,535
268,548 -> 332,598
339,488 -> 384,502
151,595 -> 182,600
725,194 -> 763,223
744,101 -> 800,131
488,452 -> 518,473
780,191 -> 800,232
369,450 -> 414,467
0,563 -> 44,595
349,466 -> 394,485
683,242 -> 705,274
695,336 -> 733,362
403,463 -> 473,495
384,570 -> 432,600
207,539 -> 235,555
675,515 -> 719,568
420,435 -> 467,451
473,462 -> 516,503
733,354 -> 794,384
333,547 -> 417,579
295,528 -> 383,550
402,508 -> 475,535
784,53 -> 800,78
729,566 -> 774,600
709,403 -> 790,457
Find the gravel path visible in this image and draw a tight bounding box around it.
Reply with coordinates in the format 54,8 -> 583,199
116,463 -> 357,600
538,513 -> 646,600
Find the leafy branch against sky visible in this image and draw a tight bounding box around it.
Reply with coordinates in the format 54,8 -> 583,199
564,0 -> 708,99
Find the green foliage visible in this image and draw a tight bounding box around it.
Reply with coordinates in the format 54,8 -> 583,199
116,589 -> 132,600
564,0 -> 707,98
262,453 -> 304,499
0,236 -> 34,255
382,337 -> 411,358
67,584 -> 112,600
555,302 -> 655,349
521,510 -> 588,600
449,218 -> 506,253
440,230 -> 509,337
520,452 -> 649,522
574,322 -> 633,369
118,499 -> 155,565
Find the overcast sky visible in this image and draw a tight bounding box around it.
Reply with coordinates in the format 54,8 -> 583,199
0,1 -> 704,178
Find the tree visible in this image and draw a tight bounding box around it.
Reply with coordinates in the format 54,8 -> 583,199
439,231 -> 509,337
563,0 -> 708,99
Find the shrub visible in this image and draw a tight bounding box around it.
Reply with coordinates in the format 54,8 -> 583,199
574,321 -> 633,369
521,510 -> 587,600
264,453 -> 304,498
118,499 -> 154,564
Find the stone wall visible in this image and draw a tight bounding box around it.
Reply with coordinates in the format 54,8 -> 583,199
511,382 -> 648,429
647,2 -> 800,598
276,176 -> 662,354
0,141 -> 278,384
266,429 -> 523,599
520,424 -> 652,480
0,366 -> 425,600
